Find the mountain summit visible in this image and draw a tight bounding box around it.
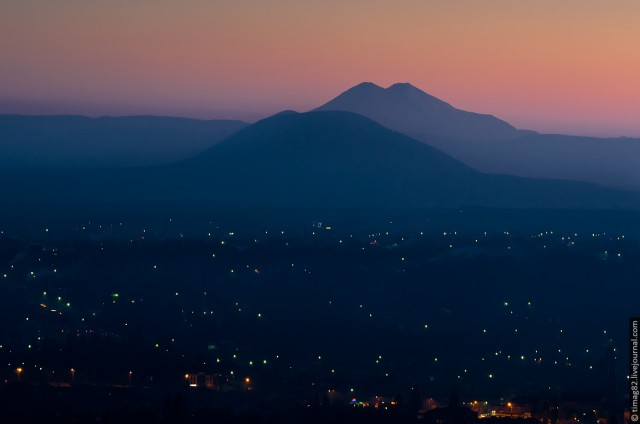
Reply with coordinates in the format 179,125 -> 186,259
172,110 -> 477,207
315,82 -> 640,191
315,82 -> 525,141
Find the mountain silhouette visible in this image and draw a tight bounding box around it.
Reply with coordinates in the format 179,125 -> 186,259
0,115 -> 247,168
169,110 -> 476,207
0,111 -> 637,209
315,82 -> 640,191
6,84 -> 639,191
422,131 -> 640,191
315,82 -> 528,141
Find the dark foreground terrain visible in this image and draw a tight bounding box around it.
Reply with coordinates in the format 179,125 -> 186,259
0,208 -> 636,422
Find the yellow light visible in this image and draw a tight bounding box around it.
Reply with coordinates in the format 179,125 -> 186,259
245,377 -> 251,383
185,374 -> 190,379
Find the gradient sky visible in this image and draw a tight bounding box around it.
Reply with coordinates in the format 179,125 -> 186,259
1,0 -> 639,137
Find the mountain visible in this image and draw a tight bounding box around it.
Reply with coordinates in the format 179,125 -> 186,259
169,110 -> 476,207
0,115 -> 248,168
421,131 -> 640,191
315,82 -> 529,141
315,82 -> 640,191
0,111 -> 636,210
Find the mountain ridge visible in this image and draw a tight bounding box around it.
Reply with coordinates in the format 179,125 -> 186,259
315,82 -> 528,141
314,82 -> 640,190
0,114 -> 248,168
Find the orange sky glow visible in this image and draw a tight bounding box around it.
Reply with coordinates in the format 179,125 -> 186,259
1,0 -> 639,136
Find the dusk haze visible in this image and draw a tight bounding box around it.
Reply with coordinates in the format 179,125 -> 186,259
2,0 -> 640,136
0,2 -> 638,423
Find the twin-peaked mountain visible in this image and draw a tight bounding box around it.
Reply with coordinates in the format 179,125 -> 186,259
0,111 -> 637,209
315,82 -> 528,141
315,82 -> 640,191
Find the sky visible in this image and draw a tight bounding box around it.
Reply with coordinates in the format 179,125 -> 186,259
1,0 -> 639,137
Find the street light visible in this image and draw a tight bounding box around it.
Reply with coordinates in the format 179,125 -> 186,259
70,368 -> 75,384
16,367 -> 22,382
507,402 -> 513,416
128,371 -> 133,386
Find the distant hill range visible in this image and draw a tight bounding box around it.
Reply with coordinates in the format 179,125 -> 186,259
0,115 -> 247,168
1,111 -> 637,210
315,82 -> 640,191
3,84 -> 639,192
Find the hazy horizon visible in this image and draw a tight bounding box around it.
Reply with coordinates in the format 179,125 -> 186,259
2,1 -> 640,138
1,81 -> 639,139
